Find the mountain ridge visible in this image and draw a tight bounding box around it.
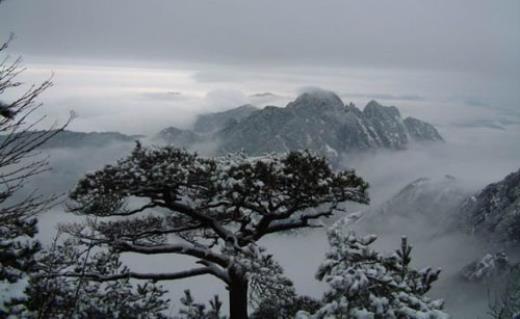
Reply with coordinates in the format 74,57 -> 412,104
159,90 -> 444,156
354,168 -> 520,247
460,168 -> 520,244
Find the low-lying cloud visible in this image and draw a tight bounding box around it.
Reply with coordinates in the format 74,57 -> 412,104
5,61 -> 518,140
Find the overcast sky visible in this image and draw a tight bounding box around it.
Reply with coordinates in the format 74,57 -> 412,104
0,0 -> 519,134
1,0 -> 519,76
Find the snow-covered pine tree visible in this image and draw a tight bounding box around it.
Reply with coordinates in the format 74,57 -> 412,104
174,290 -> 225,319
0,34 -> 67,315
7,236 -> 170,318
297,222 -> 449,319
250,295 -> 321,319
63,144 -> 369,319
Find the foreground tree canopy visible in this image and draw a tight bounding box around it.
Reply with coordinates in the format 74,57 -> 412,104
297,221 -> 449,319
14,236 -> 170,319
64,144 -> 369,318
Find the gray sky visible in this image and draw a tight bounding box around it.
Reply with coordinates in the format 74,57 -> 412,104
1,0 -> 519,77
0,0 -> 519,135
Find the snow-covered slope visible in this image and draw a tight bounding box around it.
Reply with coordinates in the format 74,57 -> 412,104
193,104 -> 258,134
359,175 -> 469,233
354,168 -> 520,247
461,168 -> 520,244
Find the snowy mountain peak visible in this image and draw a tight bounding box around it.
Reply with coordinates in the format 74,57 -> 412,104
461,168 -> 520,244
363,100 -> 401,119
359,175 -> 470,234
288,90 -> 344,111
193,104 -> 258,134
404,117 -> 444,142
158,90 -> 444,156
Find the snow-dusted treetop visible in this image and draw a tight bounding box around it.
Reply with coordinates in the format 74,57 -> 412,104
69,143 -> 368,241
297,221 -> 449,319
65,143 -> 369,318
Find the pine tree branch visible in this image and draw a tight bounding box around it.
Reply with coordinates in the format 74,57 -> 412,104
252,208 -> 335,240
115,241 -> 230,267
161,198 -> 237,245
42,267 -> 214,283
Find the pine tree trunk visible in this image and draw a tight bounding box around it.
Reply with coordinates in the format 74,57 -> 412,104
228,275 -> 248,319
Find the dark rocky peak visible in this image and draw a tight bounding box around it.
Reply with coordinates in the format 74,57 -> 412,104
228,104 -> 258,113
344,102 -> 363,116
236,105 -> 287,124
481,169 -> 520,205
359,100 -> 409,149
193,104 -> 258,134
363,100 -> 401,119
261,105 -> 284,112
404,117 -> 444,142
461,168 -> 520,244
287,90 -> 344,112
157,89 -> 444,156
345,102 -> 359,111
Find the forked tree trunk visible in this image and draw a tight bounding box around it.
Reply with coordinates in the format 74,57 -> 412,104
228,273 -> 249,319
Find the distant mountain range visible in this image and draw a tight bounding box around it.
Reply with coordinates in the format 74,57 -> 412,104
359,168 -> 520,246
2,90 -> 443,156
194,104 -> 258,134
157,90 -> 443,156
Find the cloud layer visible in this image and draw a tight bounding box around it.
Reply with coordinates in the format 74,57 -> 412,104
1,0 -> 519,79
